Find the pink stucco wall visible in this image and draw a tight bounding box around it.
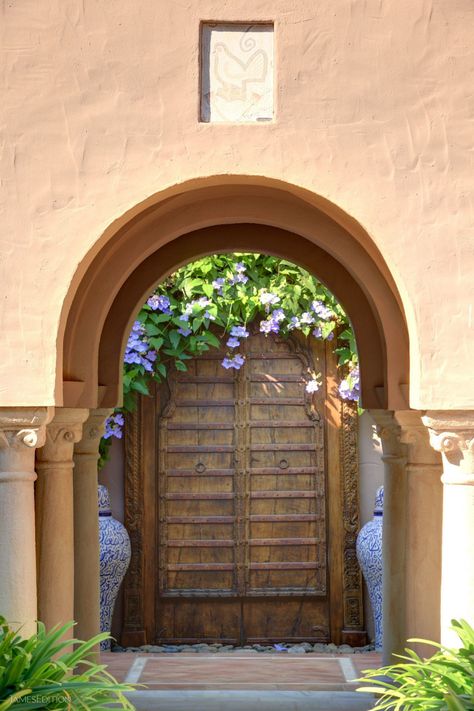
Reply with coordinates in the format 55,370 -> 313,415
1,1 -> 473,407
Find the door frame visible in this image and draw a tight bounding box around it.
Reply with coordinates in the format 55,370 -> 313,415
121,338 -> 366,647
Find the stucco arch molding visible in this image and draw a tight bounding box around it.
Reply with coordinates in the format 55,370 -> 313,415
61,182 -> 409,410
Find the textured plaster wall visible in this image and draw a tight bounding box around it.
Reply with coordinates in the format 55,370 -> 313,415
0,0 -> 473,407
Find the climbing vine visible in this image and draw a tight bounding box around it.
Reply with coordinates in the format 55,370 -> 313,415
100,254 -> 359,465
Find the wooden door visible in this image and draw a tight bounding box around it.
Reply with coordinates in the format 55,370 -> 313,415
122,329 -> 366,647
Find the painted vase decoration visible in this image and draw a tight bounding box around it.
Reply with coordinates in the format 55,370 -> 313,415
98,485 -> 131,651
356,485 -> 383,650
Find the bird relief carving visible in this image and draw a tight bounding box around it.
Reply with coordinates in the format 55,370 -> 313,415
202,24 -> 274,122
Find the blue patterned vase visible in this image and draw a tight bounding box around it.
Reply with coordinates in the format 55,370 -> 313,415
98,485 -> 131,651
356,485 -> 383,650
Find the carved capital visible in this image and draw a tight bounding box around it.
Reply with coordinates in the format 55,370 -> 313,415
74,408 -> 112,457
369,410 -> 406,463
422,411 -> 474,483
37,408 -> 89,465
0,407 -> 53,452
395,410 -> 441,469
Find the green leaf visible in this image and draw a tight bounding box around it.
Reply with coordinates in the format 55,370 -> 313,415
130,380 -> 149,396
203,331 -> 220,348
145,323 -> 162,336
175,361 -> 187,371
169,330 -> 181,349
155,363 -> 166,378
150,312 -> 171,324
149,337 -> 164,350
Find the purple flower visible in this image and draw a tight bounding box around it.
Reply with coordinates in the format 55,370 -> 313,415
260,292 -> 280,306
288,316 -> 300,330
306,379 -> 320,393
147,294 -> 173,314
124,351 -> 142,365
104,412 -> 125,440
230,325 -> 249,338
221,354 -> 246,370
204,310 -> 216,321
338,367 -> 360,402
300,312 -> 314,325
140,357 -> 154,372
179,313 -> 190,322
235,262 -> 246,272
327,331 -> 334,341
272,308 -> 285,322
229,272 -> 249,285
227,337 -> 240,348
131,320 -> 145,335
312,326 -> 322,338
212,278 -> 225,292
196,297 -> 211,308
274,643 -> 287,652
260,318 -> 280,334
311,300 -> 333,320
178,327 -> 192,336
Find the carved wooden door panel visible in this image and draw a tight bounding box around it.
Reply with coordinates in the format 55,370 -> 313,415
155,331 -> 329,644
122,329 -> 366,647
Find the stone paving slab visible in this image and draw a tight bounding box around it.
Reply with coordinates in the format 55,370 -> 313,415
125,689 -> 375,711
102,651 -> 382,691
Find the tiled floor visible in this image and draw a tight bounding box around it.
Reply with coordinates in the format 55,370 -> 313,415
102,651 -> 382,691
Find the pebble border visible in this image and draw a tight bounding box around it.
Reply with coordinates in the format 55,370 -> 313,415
112,642 -> 375,655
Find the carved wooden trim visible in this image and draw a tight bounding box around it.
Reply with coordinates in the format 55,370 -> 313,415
340,399 -> 364,632
122,405 -> 146,644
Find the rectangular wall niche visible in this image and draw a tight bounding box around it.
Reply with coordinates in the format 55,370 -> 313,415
201,23 -> 274,123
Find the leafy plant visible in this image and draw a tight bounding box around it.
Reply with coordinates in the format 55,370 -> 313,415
357,619 -> 474,710
0,616 -> 135,710
99,253 -> 360,466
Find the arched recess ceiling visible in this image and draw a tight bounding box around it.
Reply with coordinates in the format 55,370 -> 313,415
62,183 -> 409,410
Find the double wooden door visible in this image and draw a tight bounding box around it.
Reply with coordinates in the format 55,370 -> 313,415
122,330 -> 366,647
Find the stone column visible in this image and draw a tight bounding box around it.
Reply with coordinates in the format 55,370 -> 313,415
73,409 -> 111,642
370,410 -> 407,664
422,411 -> 474,648
396,411 -> 443,653
35,408 -> 89,635
0,408 -> 52,636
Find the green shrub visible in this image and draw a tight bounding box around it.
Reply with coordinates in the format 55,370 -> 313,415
0,617 -> 135,710
357,619 -> 474,710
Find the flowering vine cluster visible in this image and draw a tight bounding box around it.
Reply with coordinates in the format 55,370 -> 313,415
101,254 -> 359,457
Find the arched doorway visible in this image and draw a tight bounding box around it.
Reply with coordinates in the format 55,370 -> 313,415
58,179 -> 412,662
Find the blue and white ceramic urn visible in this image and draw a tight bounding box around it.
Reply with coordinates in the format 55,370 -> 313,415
98,485 -> 131,651
356,485 -> 383,650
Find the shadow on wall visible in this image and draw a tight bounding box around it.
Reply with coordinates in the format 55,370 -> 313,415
358,412 -> 384,642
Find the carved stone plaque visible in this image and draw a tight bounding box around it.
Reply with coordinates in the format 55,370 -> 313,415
201,23 -> 274,123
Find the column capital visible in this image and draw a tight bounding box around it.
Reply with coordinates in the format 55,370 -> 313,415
0,407 -> 54,452
74,408 -> 112,457
368,410 -> 406,463
396,410 -> 441,469
38,408 -> 89,464
422,410 -> 474,483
